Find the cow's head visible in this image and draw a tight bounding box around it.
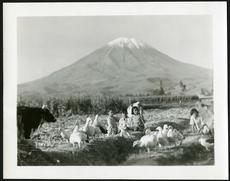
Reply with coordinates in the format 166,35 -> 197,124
42,108 -> 56,123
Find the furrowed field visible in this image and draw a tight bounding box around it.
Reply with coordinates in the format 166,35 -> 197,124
18,97 -> 214,165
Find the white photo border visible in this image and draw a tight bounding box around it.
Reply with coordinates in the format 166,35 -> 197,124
3,2 -> 228,179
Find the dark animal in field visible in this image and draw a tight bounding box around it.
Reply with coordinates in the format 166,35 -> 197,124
17,106 -> 56,139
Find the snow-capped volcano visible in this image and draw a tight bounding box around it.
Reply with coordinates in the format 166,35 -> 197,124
18,37 -> 212,97
108,37 -> 146,49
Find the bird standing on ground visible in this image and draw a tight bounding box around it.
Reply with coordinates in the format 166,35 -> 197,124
156,126 -> 169,149
199,136 -> 214,150
59,128 -> 71,142
69,124 -> 88,149
133,133 -> 158,153
167,126 -> 184,147
80,117 -> 101,139
162,124 -> 169,137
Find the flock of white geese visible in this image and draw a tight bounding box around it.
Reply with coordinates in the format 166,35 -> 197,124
60,115 -> 213,152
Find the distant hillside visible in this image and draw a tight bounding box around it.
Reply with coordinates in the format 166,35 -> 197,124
18,37 -> 213,98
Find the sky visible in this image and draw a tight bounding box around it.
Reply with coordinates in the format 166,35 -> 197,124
18,15 -> 212,84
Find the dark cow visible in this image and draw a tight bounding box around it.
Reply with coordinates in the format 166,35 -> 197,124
17,106 -> 56,139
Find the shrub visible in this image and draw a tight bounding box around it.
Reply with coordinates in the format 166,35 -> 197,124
17,95 -> 199,116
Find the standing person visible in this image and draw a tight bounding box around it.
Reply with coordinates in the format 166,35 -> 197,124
131,107 -> 145,131
118,111 -> 130,137
106,110 -> 118,136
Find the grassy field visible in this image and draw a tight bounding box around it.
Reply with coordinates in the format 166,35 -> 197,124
18,106 -> 214,166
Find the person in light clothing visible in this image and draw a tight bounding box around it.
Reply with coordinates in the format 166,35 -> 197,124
118,111 -> 130,137
127,101 -> 144,118
106,110 -> 118,136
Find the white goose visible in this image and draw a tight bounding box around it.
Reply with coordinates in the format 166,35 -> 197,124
69,124 -> 88,149
156,126 -> 169,149
80,117 -> 101,138
199,136 -> 214,150
133,133 -> 158,153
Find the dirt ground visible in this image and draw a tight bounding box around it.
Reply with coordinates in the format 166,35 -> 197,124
18,107 -> 214,166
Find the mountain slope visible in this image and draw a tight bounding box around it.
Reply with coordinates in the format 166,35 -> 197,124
18,37 -> 213,97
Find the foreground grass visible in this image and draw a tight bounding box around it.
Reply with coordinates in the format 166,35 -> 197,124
18,136 -> 140,166
124,143 -> 214,165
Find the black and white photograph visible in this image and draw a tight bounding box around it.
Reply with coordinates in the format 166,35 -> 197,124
3,2 -> 228,179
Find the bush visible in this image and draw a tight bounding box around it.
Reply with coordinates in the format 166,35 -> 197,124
17,95 -> 129,116
17,95 -> 199,117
